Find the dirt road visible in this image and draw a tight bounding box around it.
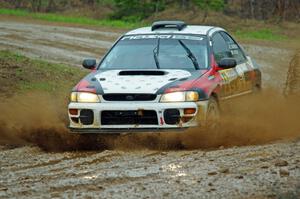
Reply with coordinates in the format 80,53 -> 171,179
0,19 -> 120,66
1,140 -> 299,198
0,18 -> 299,198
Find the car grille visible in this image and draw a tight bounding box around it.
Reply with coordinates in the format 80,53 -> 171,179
102,94 -> 157,101
101,110 -> 158,125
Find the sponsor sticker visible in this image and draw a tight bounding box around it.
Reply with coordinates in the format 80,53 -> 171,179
235,64 -> 248,77
121,35 -> 204,41
228,43 -> 238,50
231,49 -> 239,55
219,68 -> 238,83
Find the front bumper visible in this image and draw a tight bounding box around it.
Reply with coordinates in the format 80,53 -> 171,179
68,101 -> 209,133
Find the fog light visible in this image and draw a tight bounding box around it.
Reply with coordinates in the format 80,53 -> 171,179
80,109 -> 94,125
184,108 -> 196,115
164,109 -> 180,125
69,109 -> 78,115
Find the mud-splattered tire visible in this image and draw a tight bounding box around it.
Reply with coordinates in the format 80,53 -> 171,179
253,84 -> 262,95
204,97 -> 220,130
181,97 -> 220,149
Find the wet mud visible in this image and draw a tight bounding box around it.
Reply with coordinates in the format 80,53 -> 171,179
0,90 -> 299,152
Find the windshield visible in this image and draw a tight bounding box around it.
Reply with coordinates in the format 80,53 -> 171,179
99,34 -> 208,70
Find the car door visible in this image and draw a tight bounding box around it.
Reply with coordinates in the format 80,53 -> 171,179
211,32 -> 240,99
219,32 -> 253,94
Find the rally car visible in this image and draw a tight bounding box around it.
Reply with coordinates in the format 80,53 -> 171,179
68,21 -> 261,133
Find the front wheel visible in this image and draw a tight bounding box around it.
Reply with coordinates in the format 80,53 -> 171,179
181,97 -> 220,149
204,97 -> 220,130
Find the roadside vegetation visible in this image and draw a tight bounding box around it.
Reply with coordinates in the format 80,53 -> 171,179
0,51 -> 86,98
234,29 -> 287,41
1,0 -> 299,22
1,0 -> 299,41
0,8 -> 140,28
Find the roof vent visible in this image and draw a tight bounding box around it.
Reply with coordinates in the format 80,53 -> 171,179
151,21 -> 187,31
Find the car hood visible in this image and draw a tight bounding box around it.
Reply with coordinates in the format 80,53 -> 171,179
98,69 -> 208,94
74,69 -> 207,95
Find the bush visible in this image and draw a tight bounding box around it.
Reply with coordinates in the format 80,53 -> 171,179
109,0 -> 164,21
193,0 -> 225,11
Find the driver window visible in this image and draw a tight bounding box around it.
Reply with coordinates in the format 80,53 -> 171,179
220,32 -> 246,64
212,32 -> 231,63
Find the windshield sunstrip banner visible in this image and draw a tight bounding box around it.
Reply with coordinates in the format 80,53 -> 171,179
122,35 -> 204,41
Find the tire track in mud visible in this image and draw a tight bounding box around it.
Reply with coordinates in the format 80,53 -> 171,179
0,141 -> 299,198
0,20 -> 119,66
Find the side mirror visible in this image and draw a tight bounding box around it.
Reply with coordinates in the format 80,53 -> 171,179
218,58 -> 237,70
82,59 -> 96,70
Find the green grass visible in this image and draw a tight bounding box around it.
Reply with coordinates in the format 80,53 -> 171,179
20,82 -> 56,91
1,9 -> 289,41
0,50 -> 87,95
0,8 -> 142,29
234,29 -> 287,41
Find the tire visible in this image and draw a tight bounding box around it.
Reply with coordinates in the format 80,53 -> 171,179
253,83 -> 262,94
204,97 -> 220,130
181,97 -> 220,149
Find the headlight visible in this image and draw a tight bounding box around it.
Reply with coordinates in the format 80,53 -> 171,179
70,92 -> 100,103
160,91 -> 199,102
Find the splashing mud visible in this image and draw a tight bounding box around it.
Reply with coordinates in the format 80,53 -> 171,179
0,89 -> 299,151
182,89 -> 300,149
0,92 -> 78,151
284,50 -> 300,96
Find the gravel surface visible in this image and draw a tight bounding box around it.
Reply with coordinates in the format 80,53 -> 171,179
0,140 -> 299,198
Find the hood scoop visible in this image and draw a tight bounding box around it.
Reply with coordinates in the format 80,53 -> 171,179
118,70 -> 167,76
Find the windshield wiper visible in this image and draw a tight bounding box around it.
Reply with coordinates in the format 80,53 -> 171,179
153,38 -> 160,69
178,40 -> 200,69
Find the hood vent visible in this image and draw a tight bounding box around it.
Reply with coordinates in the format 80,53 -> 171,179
118,70 -> 166,76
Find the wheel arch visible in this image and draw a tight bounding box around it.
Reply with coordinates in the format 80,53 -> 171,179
210,92 -> 219,101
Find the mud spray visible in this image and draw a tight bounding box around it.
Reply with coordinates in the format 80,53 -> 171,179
1,55 -> 300,151
1,91 -> 299,152
0,92 -> 76,151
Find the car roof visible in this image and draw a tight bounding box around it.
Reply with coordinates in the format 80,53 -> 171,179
125,25 -> 225,36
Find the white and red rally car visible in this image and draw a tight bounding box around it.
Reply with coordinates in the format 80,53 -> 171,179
68,21 -> 261,133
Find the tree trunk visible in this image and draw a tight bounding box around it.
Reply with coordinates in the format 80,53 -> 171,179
15,0 -> 22,8
87,0 -> 95,6
37,0 -> 42,12
31,0 -> 37,12
250,0 -> 255,19
181,0 -> 189,10
202,9 -> 208,23
202,0 -> 210,23
46,0 -> 56,12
